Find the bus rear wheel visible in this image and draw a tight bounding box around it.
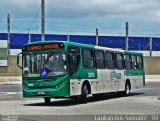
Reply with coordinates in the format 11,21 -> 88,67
120,82 -> 131,97
124,82 -> 131,96
44,98 -> 51,104
80,85 -> 88,103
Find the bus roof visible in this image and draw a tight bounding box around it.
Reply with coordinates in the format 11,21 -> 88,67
95,46 -> 124,53
23,40 -> 143,56
23,40 -> 94,48
125,50 -> 143,56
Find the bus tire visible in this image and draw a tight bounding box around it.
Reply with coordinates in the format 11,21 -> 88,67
80,85 -> 88,103
44,98 -> 51,104
124,82 -> 131,96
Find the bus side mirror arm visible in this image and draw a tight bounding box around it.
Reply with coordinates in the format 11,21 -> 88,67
17,53 -> 22,69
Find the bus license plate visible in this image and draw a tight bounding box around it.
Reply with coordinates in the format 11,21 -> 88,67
37,92 -> 45,95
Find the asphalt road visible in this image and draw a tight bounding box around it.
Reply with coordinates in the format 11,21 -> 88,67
0,82 -> 160,121
0,85 -> 22,92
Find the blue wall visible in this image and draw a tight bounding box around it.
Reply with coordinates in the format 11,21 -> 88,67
0,33 -> 160,50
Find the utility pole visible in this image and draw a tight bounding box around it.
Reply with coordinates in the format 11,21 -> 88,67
138,44 -> 140,51
96,28 -> 98,46
150,37 -> 152,56
67,34 -> 70,41
28,29 -> 31,44
125,22 -> 129,50
41,0 -> 45,41
7,14 -> 10,55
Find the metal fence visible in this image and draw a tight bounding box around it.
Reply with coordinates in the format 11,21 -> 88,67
0,33 -> 160,51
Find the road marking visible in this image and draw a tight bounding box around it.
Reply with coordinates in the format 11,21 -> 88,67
0,93 -> 11,96
0,92 -> 21,96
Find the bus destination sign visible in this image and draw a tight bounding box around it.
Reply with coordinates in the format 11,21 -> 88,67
23,43 -> 64,51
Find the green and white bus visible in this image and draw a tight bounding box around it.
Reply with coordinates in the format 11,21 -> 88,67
17,41 -> 145,103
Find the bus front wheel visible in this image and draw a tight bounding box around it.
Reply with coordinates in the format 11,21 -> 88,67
44,98 -> 51,104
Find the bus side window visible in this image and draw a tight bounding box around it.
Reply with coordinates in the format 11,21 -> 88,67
67,47 -> 80,76
105,52 -> 115,69
131,55 -> 137,69
82,49 -> 94,68
137,55 -> 143,70
95,50 -> 105,69
125,54 -> 132,69
116,53 -> 124,69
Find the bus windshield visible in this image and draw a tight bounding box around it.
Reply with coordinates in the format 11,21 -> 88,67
23,52 -> 67,77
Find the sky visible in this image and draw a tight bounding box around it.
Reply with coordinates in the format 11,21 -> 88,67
0,0 -> 160,37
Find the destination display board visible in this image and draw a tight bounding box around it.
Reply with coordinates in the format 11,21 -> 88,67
23,43 -> 64,51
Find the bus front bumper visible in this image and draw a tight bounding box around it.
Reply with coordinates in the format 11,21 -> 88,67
23,83 -> 70,98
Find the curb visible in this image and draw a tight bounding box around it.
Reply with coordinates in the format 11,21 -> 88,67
0,77 -> 22,85
145,78 -> 160,83
0,82 -> 22,85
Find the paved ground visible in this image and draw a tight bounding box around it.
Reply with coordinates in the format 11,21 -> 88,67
0,82 -> 160,115
0,77 -> 160,121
